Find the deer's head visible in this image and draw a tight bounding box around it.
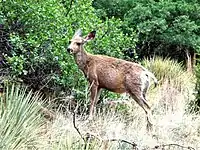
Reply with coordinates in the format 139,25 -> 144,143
67,29 -> 96,54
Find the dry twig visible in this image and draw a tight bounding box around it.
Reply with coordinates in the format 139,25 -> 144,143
153,143 -> 196,150
72,110 -> 86,143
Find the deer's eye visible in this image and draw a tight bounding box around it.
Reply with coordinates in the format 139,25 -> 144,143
69,41 -> 71,44
77,43 -> 81,46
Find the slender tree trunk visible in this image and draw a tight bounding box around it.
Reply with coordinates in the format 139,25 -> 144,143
186,49 -> 192,72
192,52 -> 196,69
185,49 -> 195,72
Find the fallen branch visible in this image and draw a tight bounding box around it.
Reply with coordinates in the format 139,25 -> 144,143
153,143 -> 196,150
84,132 -> 139,149
109,139 -> 137,148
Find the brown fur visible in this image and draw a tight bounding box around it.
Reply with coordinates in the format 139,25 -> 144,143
67,30 -> 157,130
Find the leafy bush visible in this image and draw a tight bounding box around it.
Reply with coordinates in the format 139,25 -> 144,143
0,84 -> 45,150
1,0 -> 137,98
93,0 -> 200,70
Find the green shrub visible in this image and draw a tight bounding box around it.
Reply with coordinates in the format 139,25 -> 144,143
1,0 -> 137,99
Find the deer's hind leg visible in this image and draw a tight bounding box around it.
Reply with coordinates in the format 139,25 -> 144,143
129,91 -> 153,131
126,74 -> 153,131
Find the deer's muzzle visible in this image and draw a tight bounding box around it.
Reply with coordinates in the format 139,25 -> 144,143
67,48 -> 72,53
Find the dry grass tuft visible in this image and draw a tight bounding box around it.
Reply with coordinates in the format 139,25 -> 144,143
143,57 -> 195,91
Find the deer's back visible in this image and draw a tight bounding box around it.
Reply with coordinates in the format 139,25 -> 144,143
89,54 -> 144,73
87,54 -> 144,93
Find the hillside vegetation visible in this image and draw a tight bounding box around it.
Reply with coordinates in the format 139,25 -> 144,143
0,0 -> 200,149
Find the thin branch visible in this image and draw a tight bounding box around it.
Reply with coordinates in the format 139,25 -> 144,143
38,76 -> 53,93
66,0 -> 74,18
100,31 -> 109,40
153,143 -> 196,150
84,132 -> 138,149
72,111 -> 86,143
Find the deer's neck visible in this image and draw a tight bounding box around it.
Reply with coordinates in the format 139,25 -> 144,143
74,49 -> 88,71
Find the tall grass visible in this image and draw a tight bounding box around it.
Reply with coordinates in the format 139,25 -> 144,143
143,57 -> 196,114
143,57 -> 195,91
0,84 -> 45,150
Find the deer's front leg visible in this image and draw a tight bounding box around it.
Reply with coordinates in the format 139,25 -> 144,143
88,81 -> 99,120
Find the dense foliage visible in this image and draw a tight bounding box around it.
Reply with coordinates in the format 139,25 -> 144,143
93,0 -> 200,65
0,0 -> 136,96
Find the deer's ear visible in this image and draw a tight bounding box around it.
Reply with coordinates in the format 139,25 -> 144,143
73,29 -> 82,38
84,31 -> 96,42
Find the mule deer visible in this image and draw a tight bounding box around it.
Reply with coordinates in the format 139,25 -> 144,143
67,29 -> 157,129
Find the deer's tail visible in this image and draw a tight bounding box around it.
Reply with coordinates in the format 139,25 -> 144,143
145,70 -> 158,88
